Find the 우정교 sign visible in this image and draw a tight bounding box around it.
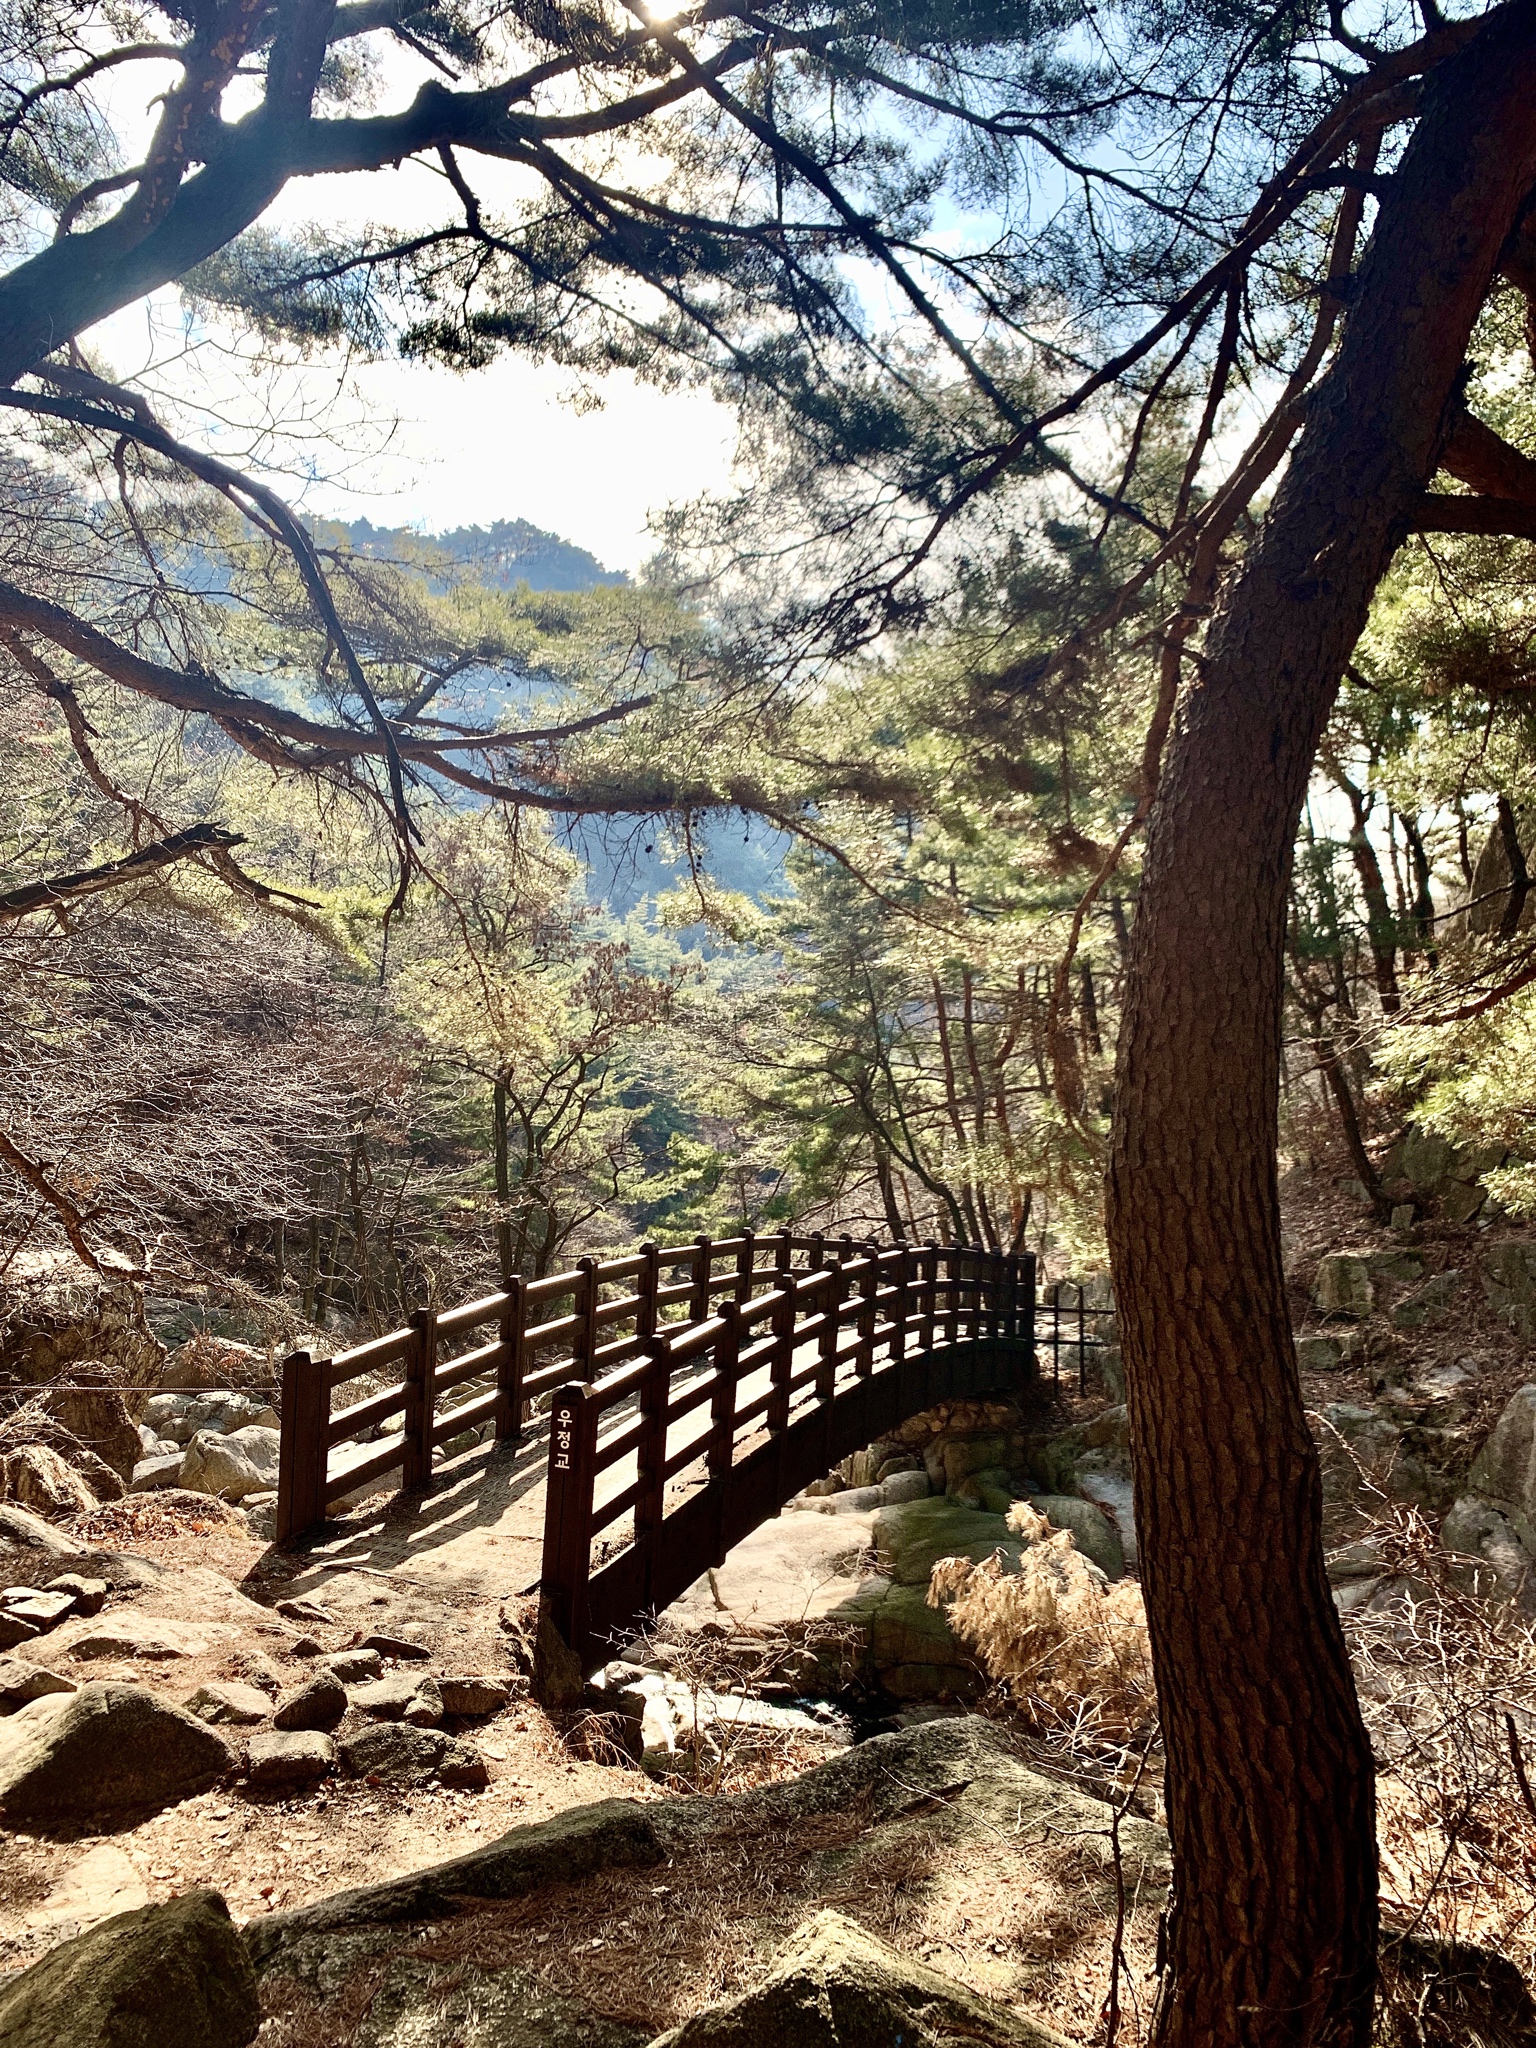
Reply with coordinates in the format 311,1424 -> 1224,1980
553,1405 -> 575,1473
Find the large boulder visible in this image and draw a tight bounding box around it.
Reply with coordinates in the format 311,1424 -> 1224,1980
273,1672 -> 348,1732
275,1946 -> 647,2048
1314,1253 -> 1374,1318
128,1455 -> 183,1493
1483,1245 -> 1536,1342
1469,1385 -> 1536,1526
177,1426 -> 278,1501
0,1887 -> 258,2048
1440,1495 -> 1536,1606
35,1373 -> 142,1484
436,1676 -> 514,1717
1398,1126 -> 1460,1198
872,1496 -> 1021,1588
249,1800 -> 667,1961
338,1722 -> 451,1787
247,1731 -> 334,1788
351,1673 -> 443,1726
0,1658 -> 76,1713
867,1585 -> 980,1699
651,1908 -> 1067,2047
939,1433 -> 1012,1492
0,1278 -> 164,1413
1028,1494 -> 1124,1580
0,1682 -> 230,1828
184,1682 -> 271,1727
1392,1123 -> 1507,1215
1377,1931 -> 1536,2047
1,1443 -> 103,1516
0,1501 -> 87,1556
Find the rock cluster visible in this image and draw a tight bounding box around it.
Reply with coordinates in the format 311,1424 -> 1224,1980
0,1272 -> 293,1522
241,1717 -> 1154,2045
131,1392 -> 279,1504
1439,1382 -> 1536,1605
3,1713 -> 1527,2048
0,1570 -> 108,1650
0,1508 -> 513,1830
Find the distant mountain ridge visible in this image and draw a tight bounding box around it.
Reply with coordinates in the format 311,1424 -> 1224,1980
335,516 -> 626,593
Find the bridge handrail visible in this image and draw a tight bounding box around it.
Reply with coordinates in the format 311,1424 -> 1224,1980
537,1239 -> 1035,1678
273,1231 -> 1034,1577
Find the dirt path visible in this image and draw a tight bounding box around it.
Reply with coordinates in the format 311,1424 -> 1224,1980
267,1433 -> 554,1622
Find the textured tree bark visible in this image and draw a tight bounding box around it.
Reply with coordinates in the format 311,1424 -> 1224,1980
1106,10 -> 1536,2043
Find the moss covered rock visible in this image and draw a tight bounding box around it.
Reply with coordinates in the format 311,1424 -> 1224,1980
0,1889 -> 257,2048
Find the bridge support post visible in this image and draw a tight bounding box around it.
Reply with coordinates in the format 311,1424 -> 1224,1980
889,1245 -> 908,1363
276,1349 -> 328,1544
574,1256 -> 599,1378
634,1340 -> 669,1610
707,1300 -> 741,1566
402,1308 -> 437,1492
540,1380 -> 600,1689
856,1247 -> 877,1377
689,1236 -> 713,1321
494,1277 -> 526,1443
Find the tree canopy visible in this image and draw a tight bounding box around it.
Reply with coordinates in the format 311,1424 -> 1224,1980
9,1 -> 1536,2043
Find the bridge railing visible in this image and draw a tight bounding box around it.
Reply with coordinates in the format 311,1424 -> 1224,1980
277,1229 -> 784,1542
275,1233 -> 1034,1600
540,1238 -> 1033,1677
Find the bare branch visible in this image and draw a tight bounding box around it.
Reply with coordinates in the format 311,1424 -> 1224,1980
0,822 -> 244,917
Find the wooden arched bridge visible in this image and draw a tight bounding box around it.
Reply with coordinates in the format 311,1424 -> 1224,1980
275,1233 -> 1035,1679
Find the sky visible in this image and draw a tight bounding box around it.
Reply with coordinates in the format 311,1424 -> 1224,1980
85,61 -> 745,576
91,290 -> 741,573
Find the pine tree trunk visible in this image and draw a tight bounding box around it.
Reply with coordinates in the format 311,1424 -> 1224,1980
1106,14 -> 1536,2042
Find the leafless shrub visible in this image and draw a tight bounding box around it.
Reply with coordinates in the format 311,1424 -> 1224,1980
1342,1500 -> 1536,2020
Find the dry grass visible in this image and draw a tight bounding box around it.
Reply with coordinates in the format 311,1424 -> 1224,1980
930,1504 -> 1156,1753
255,1788 -> 1160,2046
67,1494 -> 248,1545
922,1485 -> 1536,2038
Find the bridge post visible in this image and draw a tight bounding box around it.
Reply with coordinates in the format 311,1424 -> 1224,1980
707,1300 -> 741,1564
768,1276 -> 795,1433
636,1241 -> 659,1340
920,1243 -> 937,1351
633,1338 -> 669,1609
944,1247 -> 960,1348
856,1246 -> 878,1378
889,1245 -> 909,1363
735,1228 -> 755,1305
773,1229 -> 792,1277
402,1308 -> 437,1492
573,1256 -> 599,1378
816,1264 -> 842,1403
689,1235 -> 713,1321
494,1277 -> 526,1443
276,1349 -> 328,1543
542,1380 -> 600,1677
